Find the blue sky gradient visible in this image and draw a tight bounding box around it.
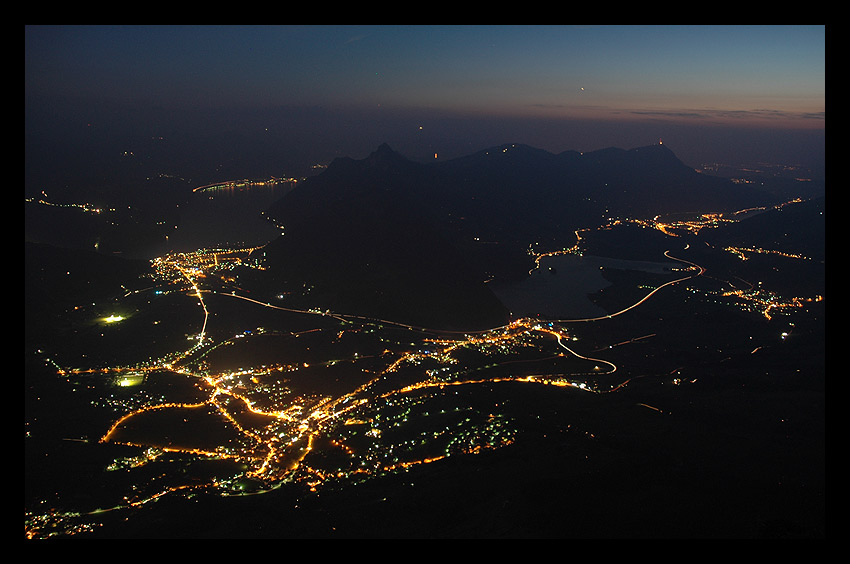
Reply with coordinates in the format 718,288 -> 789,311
25,25 -> 825,168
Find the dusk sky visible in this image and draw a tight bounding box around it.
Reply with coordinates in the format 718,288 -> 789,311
25,25 -> 825,171
23,26 -> 828,540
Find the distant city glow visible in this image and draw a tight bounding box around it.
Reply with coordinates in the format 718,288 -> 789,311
23,24 -> 824,540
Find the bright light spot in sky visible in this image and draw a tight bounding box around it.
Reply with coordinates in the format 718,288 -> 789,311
104,315 -> 125,323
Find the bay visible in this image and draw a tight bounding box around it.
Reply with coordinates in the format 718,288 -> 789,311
491,253 -> 678,320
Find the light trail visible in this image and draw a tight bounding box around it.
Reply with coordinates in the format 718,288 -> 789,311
549,330 -> 617,374
177,265 -> 209,345
95,243 -> 704,494
551,250 -> 704,324
49,223 -> 717,534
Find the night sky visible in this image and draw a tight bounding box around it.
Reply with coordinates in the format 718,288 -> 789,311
25,27 -> 827,540
25,25 -> 825,172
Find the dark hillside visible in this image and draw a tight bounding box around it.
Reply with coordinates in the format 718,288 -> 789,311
263,143 -> 776,329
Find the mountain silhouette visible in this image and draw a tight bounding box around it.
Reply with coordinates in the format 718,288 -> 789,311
262,142 -> 773,329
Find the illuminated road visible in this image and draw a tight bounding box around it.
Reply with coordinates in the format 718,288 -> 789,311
553,250 -> 704,323
87,243 -> 707,491
27,216 -> 734,539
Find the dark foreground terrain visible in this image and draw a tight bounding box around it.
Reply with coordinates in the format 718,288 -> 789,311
25,143 -> 824,538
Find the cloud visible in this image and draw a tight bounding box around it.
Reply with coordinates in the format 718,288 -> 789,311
344,34 -> 370,45
514,102 -> 823,131
624,107 -> 825,126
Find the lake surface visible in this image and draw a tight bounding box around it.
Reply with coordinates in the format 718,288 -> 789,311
166,185 -> 290,253
491,253 -> 678,319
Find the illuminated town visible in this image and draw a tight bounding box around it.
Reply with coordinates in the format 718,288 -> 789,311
26,23 -> 827,539
25,189 -> 823,538
192,177 -> 299,194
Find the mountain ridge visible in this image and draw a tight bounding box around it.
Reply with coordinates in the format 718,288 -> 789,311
262,141 -> 774,329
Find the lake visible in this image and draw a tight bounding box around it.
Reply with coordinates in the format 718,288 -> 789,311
491,253 -> 678,320
165,184 -> 291,253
